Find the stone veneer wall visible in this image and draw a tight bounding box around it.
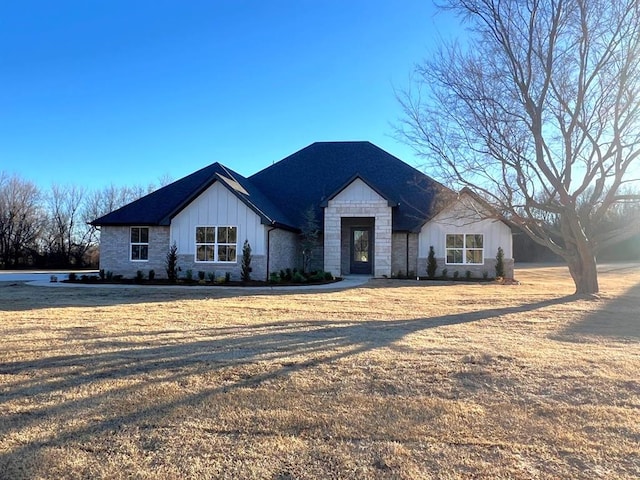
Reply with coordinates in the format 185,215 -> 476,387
98,225 -> 315,282
267,228 -> 300,277
324,200 -> 392,277
176,254 -> 266,282
416,257 -> 515,280
391,233 -> 419,277
99,226 -> 170,278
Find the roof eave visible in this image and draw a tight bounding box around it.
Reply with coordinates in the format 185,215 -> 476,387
266,220 -> 300,233
89,221 -> 163,227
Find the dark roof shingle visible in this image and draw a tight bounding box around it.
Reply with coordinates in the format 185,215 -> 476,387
91,162 -> 293,228
92,142 -> 446,232
250,141 -> 445,231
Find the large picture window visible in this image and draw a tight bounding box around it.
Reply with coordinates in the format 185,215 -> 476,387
446,234 -> 484,265
130,227 -> 149,261
196,226 -> 237,263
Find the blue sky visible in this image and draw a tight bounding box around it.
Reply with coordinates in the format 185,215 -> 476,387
0,1 -> 459,190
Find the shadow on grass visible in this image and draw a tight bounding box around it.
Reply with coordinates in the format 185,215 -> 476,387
553,281 -> 640,342
0,293 -> 577,476
0,276 -> 533,313
0,281 -> 357,312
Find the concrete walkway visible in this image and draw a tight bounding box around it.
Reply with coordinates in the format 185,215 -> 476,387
0,271 -> 372,291
0,271 -> 98,282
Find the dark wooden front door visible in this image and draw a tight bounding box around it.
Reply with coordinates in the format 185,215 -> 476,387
350,227 -> 373,274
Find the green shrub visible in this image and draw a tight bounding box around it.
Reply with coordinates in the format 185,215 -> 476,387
208,272 -> 215,282
166,243 -> 179,283
300,206 -> 320,274
269,272 -> 280,283
465,270 -> 472,280
453,270 -> 459,280
99,269 -> 105,281
427,246 -> 438,279
441,268 -> 448,279
310,270 -> 327,282
241,239 -> 252,282
324,271 -> 334,281
225,272 -> 231,283
292,272 -> 306,283
482,271 -> 489,280
185,269 -> 193,282
68,272 -> 77,282
148,269 -> 155,281
285,268 -> 292,281
495,246 -> 505,278
135,270 -> 144,283
106,271 -> 113,281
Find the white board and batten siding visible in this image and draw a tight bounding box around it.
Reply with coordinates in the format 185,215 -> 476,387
170,181 -> 266,255
333,178 -> 386,203
418,197 -> 513,260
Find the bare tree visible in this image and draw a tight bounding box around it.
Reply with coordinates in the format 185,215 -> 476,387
0,173 -> 42,267
43,184 -> 87,266
57,182 -> 149,266
0,169 -> 171,268
81,184 -> 143,252
82,182 -> 165,263
398,0 -> 640,294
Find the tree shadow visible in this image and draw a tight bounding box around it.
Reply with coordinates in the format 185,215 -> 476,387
0,276 -> 536,313
0,281 -> 356,312
553,281 -> 640,342
0,294 -> 577,476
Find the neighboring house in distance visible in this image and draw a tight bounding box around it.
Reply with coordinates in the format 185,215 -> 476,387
91,141 -> 514,280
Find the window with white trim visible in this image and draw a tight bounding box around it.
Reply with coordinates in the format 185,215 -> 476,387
445,234 -> 484,264
130,227 -> 149,261
195,226 -> 237,262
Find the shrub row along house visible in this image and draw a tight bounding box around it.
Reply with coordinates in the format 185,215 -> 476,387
91,142 -> 514,280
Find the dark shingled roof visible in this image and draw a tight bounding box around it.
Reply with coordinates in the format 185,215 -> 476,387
92,142 -> 447,232
91,162 -> 294,228
250,141 -> 446,232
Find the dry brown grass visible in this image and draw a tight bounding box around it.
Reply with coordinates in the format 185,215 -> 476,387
0,264 -> 639,479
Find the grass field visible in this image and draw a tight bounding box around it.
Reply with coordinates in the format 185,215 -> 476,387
0,264 -> 638,479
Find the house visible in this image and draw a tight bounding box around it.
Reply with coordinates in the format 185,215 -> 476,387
91,141 -> 514,280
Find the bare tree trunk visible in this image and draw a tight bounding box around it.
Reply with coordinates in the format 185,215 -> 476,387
567,247 -> 599,295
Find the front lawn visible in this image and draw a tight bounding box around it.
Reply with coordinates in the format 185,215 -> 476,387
0,264 -> 638,479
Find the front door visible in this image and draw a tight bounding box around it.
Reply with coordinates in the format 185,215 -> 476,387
350,227 -> 373,274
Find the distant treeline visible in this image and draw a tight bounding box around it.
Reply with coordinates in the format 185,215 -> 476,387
0,172 -> 171,269
514,230 -> 640,263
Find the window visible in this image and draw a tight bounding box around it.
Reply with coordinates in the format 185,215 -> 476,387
446,234 -> 483,264
196,226 -> 237,262
130,227 -> 149,261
